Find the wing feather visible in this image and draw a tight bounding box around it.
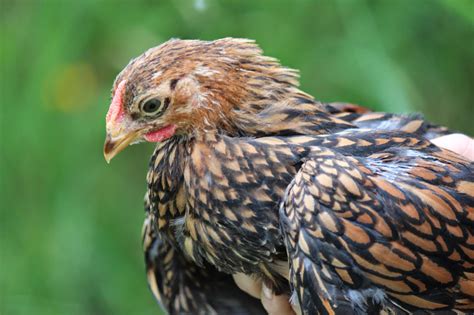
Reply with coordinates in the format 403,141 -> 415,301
281,136 -> 474,314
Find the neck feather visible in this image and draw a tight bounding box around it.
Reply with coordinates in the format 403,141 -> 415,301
146,136 -> 188,232
190,60 -> 355,137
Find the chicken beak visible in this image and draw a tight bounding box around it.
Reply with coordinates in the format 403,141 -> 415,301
103,128 -> 140,163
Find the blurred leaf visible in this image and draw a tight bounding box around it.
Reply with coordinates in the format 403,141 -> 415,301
438,0 -> 474,24
44,63 -> 98,112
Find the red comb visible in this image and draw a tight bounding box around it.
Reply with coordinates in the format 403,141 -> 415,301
106,80 -> 127,124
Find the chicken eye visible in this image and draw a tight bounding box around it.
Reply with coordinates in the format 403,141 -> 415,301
142,98 -> 162,114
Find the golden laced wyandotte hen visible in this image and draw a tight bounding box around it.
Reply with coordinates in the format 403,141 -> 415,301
103,38 -> 474,315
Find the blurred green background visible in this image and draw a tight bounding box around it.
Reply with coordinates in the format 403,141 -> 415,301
1,0 -> 473,314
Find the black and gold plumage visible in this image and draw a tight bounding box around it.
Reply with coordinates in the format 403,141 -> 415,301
103,38 -> 473,314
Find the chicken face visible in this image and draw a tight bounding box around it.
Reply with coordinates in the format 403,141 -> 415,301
104,76 -> 192,162
103,49 -> 215,162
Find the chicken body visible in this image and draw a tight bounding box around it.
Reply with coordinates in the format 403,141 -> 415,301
104,38 -> 474,314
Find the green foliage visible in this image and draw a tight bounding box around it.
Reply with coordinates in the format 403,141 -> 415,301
1,1 -> 472,314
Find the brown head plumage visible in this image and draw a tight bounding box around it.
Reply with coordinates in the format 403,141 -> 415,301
104,38 -> 350,162
105,38 -> 294,160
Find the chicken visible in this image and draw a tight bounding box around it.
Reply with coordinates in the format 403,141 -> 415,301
103,38 -> 474,314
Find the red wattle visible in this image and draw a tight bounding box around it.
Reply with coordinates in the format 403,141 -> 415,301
144,125 -> 177,142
